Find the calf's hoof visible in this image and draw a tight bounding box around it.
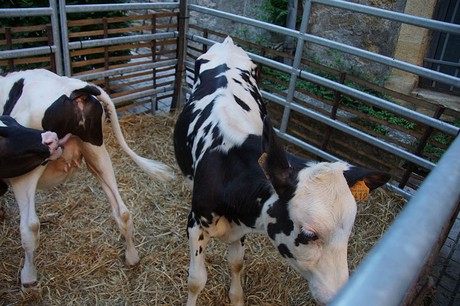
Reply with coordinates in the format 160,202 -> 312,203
125,249 -> 140,266
21,281 -> 38,293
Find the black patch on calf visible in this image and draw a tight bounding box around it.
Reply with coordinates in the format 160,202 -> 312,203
277,243 -> 294,259
69,85 -> 101,101
344,166 -> 391,191
267,199 -> 294,240
232,78 -> 242,85
0,116 -> 50,178
240,236 -> 246,246
191,64 -> 229,101
42,91 -> 104,146
3,79 -> 24,115
193,58 -> 209,84
174,107 -> 196,178
187,136 -> 271,229
211,126 -> 223,148
234,95 -> 250,111
0,180 -> 7,196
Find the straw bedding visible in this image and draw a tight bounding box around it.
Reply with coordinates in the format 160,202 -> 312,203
0,113 -> 406,306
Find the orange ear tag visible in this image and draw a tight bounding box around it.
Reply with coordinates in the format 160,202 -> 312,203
258,152 -> 270,179
350,180 -> 369,201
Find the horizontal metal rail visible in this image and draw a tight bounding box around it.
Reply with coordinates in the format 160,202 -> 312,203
0,7 -> 52,18
0,46 -> 56,60
331,134 -> 460,306
275,128 -> 414,200
67,32 -> 177,50
188,4 -> 460,88
64,2 -> 179,13
424,58 -> 460,67
76,59 -> 178,82
112,85 -> 173,105
263,91 -> 436,170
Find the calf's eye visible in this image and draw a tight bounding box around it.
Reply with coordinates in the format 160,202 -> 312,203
295,228 -> 319,245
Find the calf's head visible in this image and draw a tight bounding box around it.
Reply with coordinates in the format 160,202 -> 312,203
260,117 -> 390,304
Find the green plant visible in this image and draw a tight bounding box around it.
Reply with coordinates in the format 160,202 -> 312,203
258,0 -> 289,26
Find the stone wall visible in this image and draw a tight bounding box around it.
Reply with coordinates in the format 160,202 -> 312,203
189,0 -> 408,84
307,0 -> 407,84
188,0 -> 270,43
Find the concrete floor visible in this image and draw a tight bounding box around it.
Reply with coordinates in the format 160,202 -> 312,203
430,211 -> 460,306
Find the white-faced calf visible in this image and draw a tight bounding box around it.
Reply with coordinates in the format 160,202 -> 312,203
0,69 -> 173,291
173,37 -> 390,305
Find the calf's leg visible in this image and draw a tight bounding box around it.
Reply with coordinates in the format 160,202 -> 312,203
186,215 -> 210,306
227,237 -> 246,306
81,143 -> 139,266
10,166 -> 46,291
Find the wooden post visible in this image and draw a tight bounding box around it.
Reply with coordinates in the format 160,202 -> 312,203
171,0 -> 188,111
320,72 -> 346,151
103,17 -> 110,91
151,14 -> 157,113
47,25 -> 56,73
398,106 -> 445,189
5,27 -> 14,72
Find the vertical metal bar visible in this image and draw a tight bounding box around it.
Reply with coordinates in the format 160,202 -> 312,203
171,0 -> 188,111
449,1 -> 459,92
432,0 -> 458,89
59,0 -> 71,76
452,57 -> 460,92
50,0 -> 63,75
279,0 -> 312,132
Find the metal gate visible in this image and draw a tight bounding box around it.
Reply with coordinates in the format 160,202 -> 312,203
0,0 -> 180,112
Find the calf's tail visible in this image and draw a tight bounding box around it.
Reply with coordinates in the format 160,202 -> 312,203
96,88 -> 174,181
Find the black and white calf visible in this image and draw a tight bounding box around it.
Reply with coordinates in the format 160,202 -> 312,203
0,69 -> 173,291
173,37 -> 390,305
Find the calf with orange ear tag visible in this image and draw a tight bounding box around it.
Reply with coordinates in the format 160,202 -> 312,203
174,37 -> 392,306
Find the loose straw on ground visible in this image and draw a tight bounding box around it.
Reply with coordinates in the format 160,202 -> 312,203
0,113 -> 406,306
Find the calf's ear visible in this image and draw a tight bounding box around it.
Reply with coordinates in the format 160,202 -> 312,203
260,116 -> 294,195
344,166 -> 391,192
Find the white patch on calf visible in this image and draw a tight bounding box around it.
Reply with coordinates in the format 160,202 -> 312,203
188,37 -> 263,167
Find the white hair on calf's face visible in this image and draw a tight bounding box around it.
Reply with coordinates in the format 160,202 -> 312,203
293,162 -> 356,228
286,161 -> 357,304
